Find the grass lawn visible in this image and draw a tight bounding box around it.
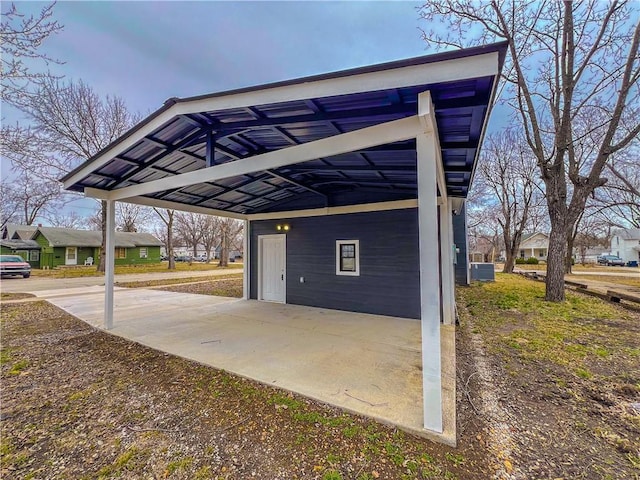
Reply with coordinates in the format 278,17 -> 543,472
116,273 -> 243,289
514,263 -> 635,274
567,274 -> 640,289
458,274 -> 640,479
30,262 -> 243,278
0,293 -> 35,301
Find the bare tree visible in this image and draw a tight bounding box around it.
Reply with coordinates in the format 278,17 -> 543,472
116,203 -> 153,233
200,215 -> 219,262
594,147 -> 640,228
174,212 -> 203,259
45,210 -> 87,229
153,208 -> 176,270
573,212 -> 610,265
217,217 -> 243,267
0,172 -> 62,225
0,2 -> 63,108
0,181 -> 20,230
475,130 -> 543,272
419,1 -> 640,301
2,78 -> 140,271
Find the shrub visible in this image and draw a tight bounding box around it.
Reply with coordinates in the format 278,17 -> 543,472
515,257 -> 526,264
526,257 -> 539,264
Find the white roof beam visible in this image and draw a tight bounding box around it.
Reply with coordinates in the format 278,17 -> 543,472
84,188 -> 247,219
93,116 -> 424,202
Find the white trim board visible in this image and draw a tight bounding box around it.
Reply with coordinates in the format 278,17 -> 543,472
83,192 -> 248,220
248,199 -> 419,221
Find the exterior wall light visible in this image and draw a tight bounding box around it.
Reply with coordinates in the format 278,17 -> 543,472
276,224 -> 290,231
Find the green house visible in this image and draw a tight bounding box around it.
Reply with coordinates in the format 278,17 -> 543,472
0,239 -> 42,268
33,227 -> 163,268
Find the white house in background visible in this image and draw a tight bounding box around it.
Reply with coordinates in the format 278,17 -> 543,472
610,228 -> 640,264
519,232 -> 549,260
573,246 -> 609,264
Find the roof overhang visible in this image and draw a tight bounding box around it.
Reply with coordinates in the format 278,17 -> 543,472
62,42 -> 507,219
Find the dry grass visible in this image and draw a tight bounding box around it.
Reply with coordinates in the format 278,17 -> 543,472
567,274 -> 640,288
30,262 -> 243,279
116,273 -> 242,289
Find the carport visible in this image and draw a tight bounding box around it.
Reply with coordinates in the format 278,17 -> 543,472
61,42 -> 506,441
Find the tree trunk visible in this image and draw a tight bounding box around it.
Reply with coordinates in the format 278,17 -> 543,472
218,230 -> 229,267
503,247 -> 517,273
565,233 -> 575,274
96,200 -> 107,273
545,220 -> 568,301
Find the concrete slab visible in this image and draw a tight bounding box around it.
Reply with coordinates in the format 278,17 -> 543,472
39,287 -> 456,445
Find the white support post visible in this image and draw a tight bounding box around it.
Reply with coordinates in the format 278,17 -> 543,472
104,199 -> 116,330
417,132 -> 443,433
243,220 -> 250,300
439,200 -> 455,325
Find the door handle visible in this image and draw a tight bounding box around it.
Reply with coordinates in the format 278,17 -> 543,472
281,274 -> 284,281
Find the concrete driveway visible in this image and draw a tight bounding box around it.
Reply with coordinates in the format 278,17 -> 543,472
33,286 -> 455,445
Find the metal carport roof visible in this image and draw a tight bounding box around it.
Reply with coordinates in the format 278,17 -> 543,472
62,42 -> 507,216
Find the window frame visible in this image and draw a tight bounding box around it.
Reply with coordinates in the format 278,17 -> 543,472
139,247 -> 148,258
115,247 -> 127,259
336,240 -> 360,276
29,250 -> 40,262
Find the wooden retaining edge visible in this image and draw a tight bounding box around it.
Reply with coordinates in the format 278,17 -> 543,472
606,289 -> 640,305
515,271 -> 640,309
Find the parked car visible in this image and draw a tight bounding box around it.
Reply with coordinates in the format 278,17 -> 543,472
597,255 -> 625,266
174,255 -> 193,262
0,255 -> 31,278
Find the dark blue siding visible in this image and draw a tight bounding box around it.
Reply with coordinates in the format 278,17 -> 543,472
453,204 -> 469,285
250,208 -> 421,319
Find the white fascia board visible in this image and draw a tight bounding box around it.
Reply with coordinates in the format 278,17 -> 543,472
104,116 -> 423,201
63,52 -> 500,190
247,199 -> 418,221
84,188 -> 247,220
183,52 -> 500,114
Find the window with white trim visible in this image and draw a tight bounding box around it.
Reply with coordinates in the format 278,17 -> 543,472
30,250 -> 39,261
115,247 -> 126,259
336,240 -> 360,276
139,247 -> 148,258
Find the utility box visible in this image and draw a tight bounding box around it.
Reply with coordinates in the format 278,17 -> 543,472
470,262 -> 495,282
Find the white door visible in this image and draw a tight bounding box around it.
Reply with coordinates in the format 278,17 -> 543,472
65,247 -> 78,265
259,234 -> 286,303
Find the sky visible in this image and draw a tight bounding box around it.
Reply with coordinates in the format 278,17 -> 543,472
6,1 -> 442,121
2,1 -> 508,222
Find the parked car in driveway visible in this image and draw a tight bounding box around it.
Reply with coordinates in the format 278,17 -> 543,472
597,255 -> 625,266
0,255 -> 31,278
